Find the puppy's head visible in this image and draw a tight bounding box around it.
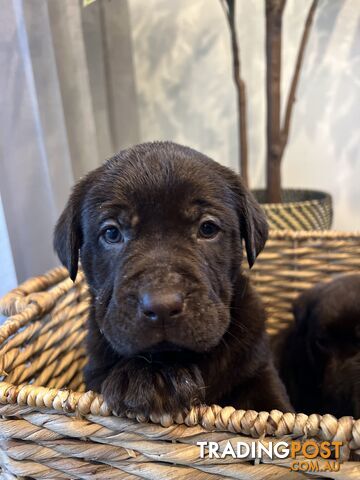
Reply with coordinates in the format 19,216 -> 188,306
293,274 -> 360,354
54,142 -> 268,356
293,274 -> 360,416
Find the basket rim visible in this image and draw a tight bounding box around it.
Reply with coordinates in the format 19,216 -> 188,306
269,230 -> 360,239
252,188 -> 332,209
0,379 -> 359,452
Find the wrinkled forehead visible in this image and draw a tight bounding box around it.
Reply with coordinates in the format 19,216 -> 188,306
83,156 -> 235,225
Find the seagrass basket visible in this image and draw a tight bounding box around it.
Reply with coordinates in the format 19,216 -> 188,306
252,189 -> 333,231
0,230 -> 359,479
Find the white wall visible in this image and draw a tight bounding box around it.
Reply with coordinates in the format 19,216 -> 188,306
129,0 -> 360,230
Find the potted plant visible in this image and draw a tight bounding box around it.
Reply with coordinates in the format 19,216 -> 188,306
221,0 -> 332,230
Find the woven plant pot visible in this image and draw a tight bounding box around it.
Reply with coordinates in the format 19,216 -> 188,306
252,189 -> 333,231
0,231 -> 359,479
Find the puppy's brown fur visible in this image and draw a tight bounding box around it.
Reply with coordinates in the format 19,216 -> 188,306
277,274 -> 360,418
54,141 -> 291,416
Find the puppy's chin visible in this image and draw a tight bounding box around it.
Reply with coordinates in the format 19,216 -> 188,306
136,342 -> 200,364
141,341 -> 185,354
104,333 -> 213,358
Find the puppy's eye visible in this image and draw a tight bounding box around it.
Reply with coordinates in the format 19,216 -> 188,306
103,226 -> 122,244
198,221 -> 220,239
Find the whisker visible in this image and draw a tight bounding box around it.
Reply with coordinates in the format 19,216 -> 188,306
220,336 -> 230,352
135,354 -> 153,364
230,320 -> 250,333
209,302 -> 248,312
224,329 -> 246,348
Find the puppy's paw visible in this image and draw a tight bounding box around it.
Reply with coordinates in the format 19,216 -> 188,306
101,358 -> 205,417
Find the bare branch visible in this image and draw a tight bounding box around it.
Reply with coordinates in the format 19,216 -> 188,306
265,0 -> 287,202
219,0 -> 230,18
281,0 -> 319,149
220,0 -> 249,187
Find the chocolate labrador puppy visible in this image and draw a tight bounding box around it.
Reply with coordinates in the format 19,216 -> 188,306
54,141 -> 291,416
278,274 -> 360,418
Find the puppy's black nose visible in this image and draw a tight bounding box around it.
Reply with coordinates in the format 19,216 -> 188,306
140,290 -> 184,322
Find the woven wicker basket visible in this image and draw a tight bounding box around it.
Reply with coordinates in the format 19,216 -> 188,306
252,189 -> 333,231
0,231 -> 359,479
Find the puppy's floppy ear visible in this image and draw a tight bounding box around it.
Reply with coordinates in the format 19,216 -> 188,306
227,174 -> 268,268
293,293 -> 311,335
54,188 -> 83,282
292,284 -> 322,335
238,189 -> 268,268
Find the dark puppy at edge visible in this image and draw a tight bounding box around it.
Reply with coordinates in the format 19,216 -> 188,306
276,274 -> 360,418
54,141 -> 291,416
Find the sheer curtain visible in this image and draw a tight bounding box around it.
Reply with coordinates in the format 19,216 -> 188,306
0,0 -> 139,288
2,0 -> 359,294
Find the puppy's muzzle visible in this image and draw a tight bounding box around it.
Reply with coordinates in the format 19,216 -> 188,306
139,289 -> 184,324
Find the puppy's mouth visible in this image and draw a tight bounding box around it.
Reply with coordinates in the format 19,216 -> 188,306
134,341 -> 200,364
140,341 -> 186,354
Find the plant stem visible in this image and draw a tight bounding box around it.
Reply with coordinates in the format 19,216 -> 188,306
265,0 -> 286,203
221,0 -> 249,187
266,0 -> 319,203
281,0 -> 319,149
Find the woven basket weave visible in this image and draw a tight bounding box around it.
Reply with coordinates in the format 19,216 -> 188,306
0,230 -> 359,479
252,189 -> 333,231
